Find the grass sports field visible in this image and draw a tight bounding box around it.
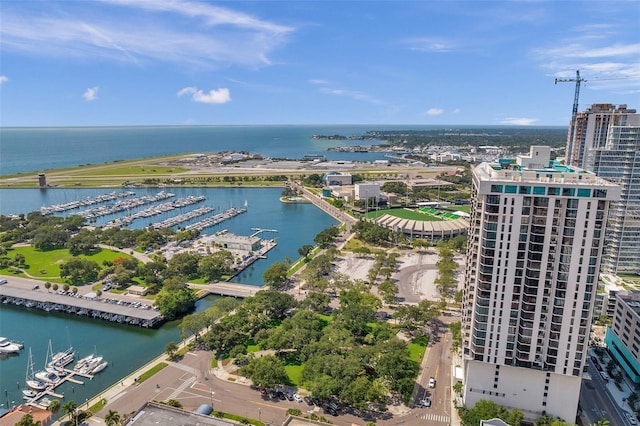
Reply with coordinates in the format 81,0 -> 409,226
365,207 -> 465,221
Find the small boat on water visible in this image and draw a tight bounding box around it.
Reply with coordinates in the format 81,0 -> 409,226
22,389 -> 38,399
0,337 -> 23,354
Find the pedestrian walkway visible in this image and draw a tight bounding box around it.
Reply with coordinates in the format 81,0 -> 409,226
417,412 -> 451,423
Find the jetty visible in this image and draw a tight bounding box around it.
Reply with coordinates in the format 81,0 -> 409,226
77,191 -> 175,220
103,194 -> 206,228
39,191 -> 136,215
0,286 -> 162,328
152,205 -> 214,229
185,206 -> 247,231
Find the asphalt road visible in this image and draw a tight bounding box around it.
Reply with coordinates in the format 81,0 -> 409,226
579,359 -> 628,426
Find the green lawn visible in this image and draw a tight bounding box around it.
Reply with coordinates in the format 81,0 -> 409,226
3,245 -> 134,283
284,358 -> 304,386
69,165 -> 189,177
407,336 -> 429,363
366,208 -> 444,221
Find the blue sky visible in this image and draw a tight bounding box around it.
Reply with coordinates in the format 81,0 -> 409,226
1,1 -> 638,127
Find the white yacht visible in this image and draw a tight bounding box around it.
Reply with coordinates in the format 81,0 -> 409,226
0,337 -> 23,354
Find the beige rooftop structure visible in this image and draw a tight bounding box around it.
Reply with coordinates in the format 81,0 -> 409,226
374,214 -> 468,240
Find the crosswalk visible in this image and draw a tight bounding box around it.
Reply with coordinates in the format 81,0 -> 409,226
417,413 -> 451,423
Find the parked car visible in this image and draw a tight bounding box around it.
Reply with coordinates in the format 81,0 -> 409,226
304,396 -> 314,406
625,412 -> 637,425
293,393 -> 302,403
428,377 -> 436,388
419,397 -> 432,408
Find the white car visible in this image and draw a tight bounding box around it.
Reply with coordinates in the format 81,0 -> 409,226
293,393 -> 302,403
419,397 -> 431,408
428,377 -> 436,388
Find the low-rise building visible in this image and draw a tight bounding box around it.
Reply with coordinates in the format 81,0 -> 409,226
605,290 -> 640,384
354,182 -> 381,201
211,232 -> 261,252
323,171 -> 352,186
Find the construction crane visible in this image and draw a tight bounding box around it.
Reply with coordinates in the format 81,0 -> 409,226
555,70 -> 587,165
555,70 -> 587,120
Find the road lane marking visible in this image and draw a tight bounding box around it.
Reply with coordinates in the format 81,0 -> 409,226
418,413 -> 450,423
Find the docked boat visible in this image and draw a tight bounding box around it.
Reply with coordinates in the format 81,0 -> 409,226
79,355 -> 103,374
35,370 -> 60,385
50,346 -> 74,367
0,337 -> 23,354
22,389 -> 38,399
73,353 -> 96,371
45,364 -> 67,377
25,348 -> 47,391
91,360 -> 108,374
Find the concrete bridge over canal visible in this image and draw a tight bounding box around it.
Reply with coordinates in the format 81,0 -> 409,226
188,281 -> 262,298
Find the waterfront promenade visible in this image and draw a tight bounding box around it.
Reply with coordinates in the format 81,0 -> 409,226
288,181 -> 357,232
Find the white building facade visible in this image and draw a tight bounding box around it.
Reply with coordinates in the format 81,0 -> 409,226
354,182 -> 381,201
461,146 -> 620,421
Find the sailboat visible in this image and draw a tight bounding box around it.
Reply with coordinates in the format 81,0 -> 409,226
25,348 -> 47,391
35,342 -> 60,385
45,340 -> 69,377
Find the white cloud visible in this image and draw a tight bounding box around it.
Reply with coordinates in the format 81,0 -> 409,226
177,86 -> 231,104
452,108 -> 461,114
0,75 -> 8,85
499,117 -> 538,126
403,37 -> 458,53
425,108 -> 444,116
83,86 -> 99,101
309,79 -> 330,85
0,1 -> 294,68
318,86 -> 385,106
532,26 -> 640,92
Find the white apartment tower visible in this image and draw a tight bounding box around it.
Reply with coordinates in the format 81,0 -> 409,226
565,104 -> 637,169
461,146 -> 620,421
586,111 -> 640,275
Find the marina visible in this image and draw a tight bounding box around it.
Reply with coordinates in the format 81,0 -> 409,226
21,342 -> 109,410
152,205 -> 215,229
185,206 -> 247,231
102,194 -> 206,228
77,190 -> 175,220
39,191 -> 136,215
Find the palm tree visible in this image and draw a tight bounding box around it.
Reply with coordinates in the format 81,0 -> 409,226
62,400 -> 78,425
105,409 -> 121,426
48,399 -> 61,416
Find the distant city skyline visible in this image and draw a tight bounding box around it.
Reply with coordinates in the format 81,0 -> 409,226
0,1 -> 638,127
